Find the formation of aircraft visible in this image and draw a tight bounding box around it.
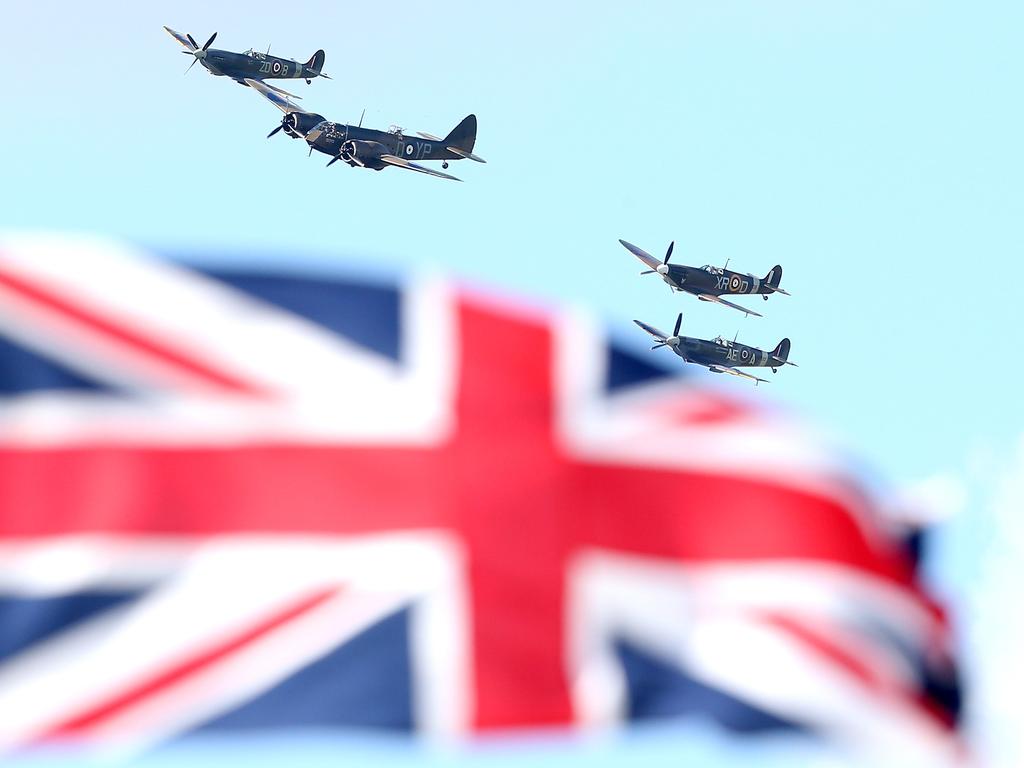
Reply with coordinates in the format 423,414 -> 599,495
164,27 -> 328,98
252,80 -> 484,182
165,25 -> 483,182
163,25 -> 797,383
634,314 -> 796,386
621,236 -> 798,384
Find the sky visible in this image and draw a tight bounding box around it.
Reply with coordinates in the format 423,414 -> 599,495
2,1 -> 1022,763
3,0 -> 1021,483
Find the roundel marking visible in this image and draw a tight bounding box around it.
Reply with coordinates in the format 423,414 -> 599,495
406,144 -> 414,156
741,348 -> 749,360
729,275 -> 741,292
272,61 -> 282,74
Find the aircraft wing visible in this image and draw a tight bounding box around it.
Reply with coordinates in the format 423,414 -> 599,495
632,319 -> 669,342
379,155 -> 461,181
697,293 -> 763,318
619,240 -> 662,271
708,364 -> 768,385
163,26 -> 196,51
243,78 -> 313,115
237,79 -> 303,100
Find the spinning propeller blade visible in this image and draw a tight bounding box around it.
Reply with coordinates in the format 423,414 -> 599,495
665,241 -> 674,264
673,313 -> 682,337
185,57 -> 198,74
186,33 -> 198,49
203,32 -> 217,51
327,156 -> 341,167
267,125 -> 283,138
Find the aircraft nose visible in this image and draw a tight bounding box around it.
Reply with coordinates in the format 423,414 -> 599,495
656,264 -> 669,275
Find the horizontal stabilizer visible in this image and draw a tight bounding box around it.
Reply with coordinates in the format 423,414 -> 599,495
446,146 -> 486,163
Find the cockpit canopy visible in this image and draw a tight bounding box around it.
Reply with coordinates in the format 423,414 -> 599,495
242,48 -> 267,60
701,265 -> 723,275
712,335 -> 732,347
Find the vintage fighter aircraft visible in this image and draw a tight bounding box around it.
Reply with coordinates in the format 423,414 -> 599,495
164,26 -> 329,97
250,79 -> 485,181
633,313 -> 796,385
620,239 -> 791,318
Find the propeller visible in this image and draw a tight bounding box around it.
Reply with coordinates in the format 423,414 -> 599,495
655,313 -> 683,349
639,241 -> 675,277
642,313 -> 682,350
267,113 -> 298,139
182,32 -> 218,73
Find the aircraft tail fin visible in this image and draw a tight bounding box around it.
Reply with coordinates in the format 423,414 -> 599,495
771,338 -> 796,366
443,114 -> 478,154
304,49 -> 327,76
763,265 -> 790,295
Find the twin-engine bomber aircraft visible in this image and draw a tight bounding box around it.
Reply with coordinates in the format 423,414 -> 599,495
634,313 -> 796,385
251,79 -> 485,181
620,239 -> 790,318
164,26 -> 329,98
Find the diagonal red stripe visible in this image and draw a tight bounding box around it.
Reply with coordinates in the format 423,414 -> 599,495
37,586 -> 340,741
763,611 -> 957,733
0,266 -> 267,396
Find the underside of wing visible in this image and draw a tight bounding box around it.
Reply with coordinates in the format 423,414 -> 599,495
380,155 -> 461,181
619,240 -> 662,271
697,293 -> 763,318
708,364 -> 768,384
238,79 -> 303,100
163,26 -> 196,51
244,78 -> 312,115
632,319 -> 669,341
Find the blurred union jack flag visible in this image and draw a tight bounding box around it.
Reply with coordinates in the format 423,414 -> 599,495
0,235 -> 959,758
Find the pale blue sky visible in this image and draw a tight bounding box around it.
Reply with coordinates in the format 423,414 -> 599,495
2,2 -> 1022,761
4,0 -> 1021,485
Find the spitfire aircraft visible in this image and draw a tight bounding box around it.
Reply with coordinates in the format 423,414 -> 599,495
164,27 -> 328,97
634,313 -> 796,385
620,239 -> 790,318
250,79 -> 485,181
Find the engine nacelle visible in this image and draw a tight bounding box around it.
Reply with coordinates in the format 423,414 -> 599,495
340,140 -> 389,169
276,111 -> 327,139
290,112 -> 327,138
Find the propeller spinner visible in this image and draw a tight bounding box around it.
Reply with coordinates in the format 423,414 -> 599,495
651,313 -> 683,349
182,32 -> 218,73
